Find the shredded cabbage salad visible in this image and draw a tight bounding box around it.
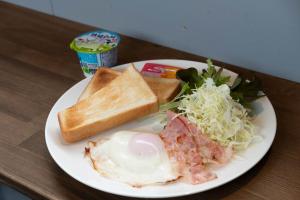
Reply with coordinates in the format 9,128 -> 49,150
177,78 -> 256,150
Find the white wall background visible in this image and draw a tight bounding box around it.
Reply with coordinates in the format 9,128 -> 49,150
3,0 -> 300,82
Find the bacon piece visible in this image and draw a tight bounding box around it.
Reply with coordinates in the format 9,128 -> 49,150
173,113 -> 232,164
160,111 -> 232,184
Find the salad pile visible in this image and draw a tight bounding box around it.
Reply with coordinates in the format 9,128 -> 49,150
161,59 -> 264,150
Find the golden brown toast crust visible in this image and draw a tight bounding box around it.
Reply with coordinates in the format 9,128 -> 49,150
78,68 -> 121,101
78,67 -> 181,104
58,65 -> 158,143
58,101 -> 158,142
143,76 -> 181,104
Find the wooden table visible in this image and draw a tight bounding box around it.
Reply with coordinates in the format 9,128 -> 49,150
0,2 -> 299,200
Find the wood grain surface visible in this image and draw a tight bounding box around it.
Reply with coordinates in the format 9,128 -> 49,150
0,2 -> 299,200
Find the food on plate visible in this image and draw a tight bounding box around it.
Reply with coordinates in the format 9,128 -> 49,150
175,59 -> 264,108
162,59 -> 264,150
56,59 -> 265,187
143,76 -> 181,104
58,65 -> 158,143
141,63 -> 182,78
85,111 -> 232,186
160,111 -> 232,184
78,66 -> 181,104
78,67 -> 121,101
85,131 -> 180,187
82,60 -> 264,186
177,78 -> 255,149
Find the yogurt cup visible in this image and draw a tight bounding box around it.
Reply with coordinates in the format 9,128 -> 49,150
70,30 -> 120,77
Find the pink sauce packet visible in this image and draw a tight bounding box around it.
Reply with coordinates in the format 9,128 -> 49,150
141,63 -> 182,78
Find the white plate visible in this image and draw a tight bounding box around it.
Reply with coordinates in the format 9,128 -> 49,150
45,59 -> 277,198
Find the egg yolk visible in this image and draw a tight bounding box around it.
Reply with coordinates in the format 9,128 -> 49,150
128,133 -> 164,157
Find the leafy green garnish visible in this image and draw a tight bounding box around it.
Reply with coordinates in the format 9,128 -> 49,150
175,68 -> 202,93
230,76 -> 265,108
159,82 -> 190,112
202,59 -> 231,86
175,59 -> 264,109
176,59 -> 231,95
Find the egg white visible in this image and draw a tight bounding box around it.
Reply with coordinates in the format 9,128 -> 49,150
86,131 -> 180,187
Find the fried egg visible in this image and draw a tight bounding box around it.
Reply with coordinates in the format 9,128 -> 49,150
86,130 -> 180,187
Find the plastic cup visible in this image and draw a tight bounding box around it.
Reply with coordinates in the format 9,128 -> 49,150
70,30 -> 120,77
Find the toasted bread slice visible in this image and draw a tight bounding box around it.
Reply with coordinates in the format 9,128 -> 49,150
58,65 -> 158,143
78,68 -> 121,101
78,67 -> 181,104
143,76 -> 181,104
